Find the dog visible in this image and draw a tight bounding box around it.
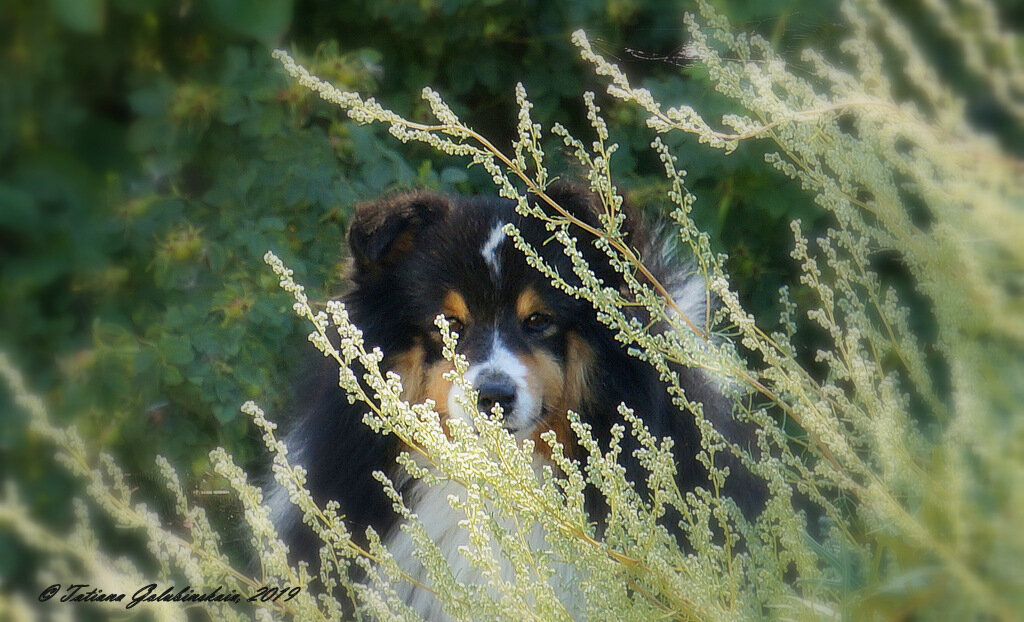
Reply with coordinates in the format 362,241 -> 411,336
269,182 -> 763,618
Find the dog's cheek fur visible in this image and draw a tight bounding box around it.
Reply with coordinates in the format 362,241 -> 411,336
421,361 -> 455,429
392,345 -> 458,439
391,345 -> 426,403
527,332 -> 594,461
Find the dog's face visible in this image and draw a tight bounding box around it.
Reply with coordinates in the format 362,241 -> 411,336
346,185 -> 622,449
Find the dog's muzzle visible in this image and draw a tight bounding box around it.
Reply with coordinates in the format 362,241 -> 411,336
475,371 -> 517,416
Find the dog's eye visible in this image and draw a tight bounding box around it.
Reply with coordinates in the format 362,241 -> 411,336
523,312 -> 553,333
444,316 -> 464,333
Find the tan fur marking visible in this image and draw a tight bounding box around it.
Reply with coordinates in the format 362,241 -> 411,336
389,345 -> 456,440
421,360 -> 456,440
386,230 -> 417,262
531,410 -> 576,463
442,291 -> 470,323
522,350 -> 564,414
526,333 -> 595,461
515,287 -> 548,319
562,333 -> 595,418
390,344 -> 426,403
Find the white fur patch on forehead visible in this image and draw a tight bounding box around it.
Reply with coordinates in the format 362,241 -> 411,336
484,334 -> 529,389
481,222 -> 506,279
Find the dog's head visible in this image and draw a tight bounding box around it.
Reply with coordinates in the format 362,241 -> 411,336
345,183 -> 629,448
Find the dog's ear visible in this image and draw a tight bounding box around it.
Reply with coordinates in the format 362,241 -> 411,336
536,181 -> 643,245
534,181 -> 604,229
347,191 -> 451,274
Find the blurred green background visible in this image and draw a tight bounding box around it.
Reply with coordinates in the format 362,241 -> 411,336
2,0 -> 1020,597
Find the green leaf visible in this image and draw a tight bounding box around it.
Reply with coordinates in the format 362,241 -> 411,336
206,0 -> 294,47
49,0 -> 105,34
163,365 -> 184,386
214,403 -> 238,424
160,334 -> 194,366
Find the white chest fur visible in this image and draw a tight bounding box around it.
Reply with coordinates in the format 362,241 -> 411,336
380,472 -> 577,621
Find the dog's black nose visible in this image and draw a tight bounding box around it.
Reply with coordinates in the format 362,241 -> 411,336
476,375 -> 516,415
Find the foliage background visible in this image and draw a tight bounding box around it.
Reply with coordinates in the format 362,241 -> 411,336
1,0 -> 1020,610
